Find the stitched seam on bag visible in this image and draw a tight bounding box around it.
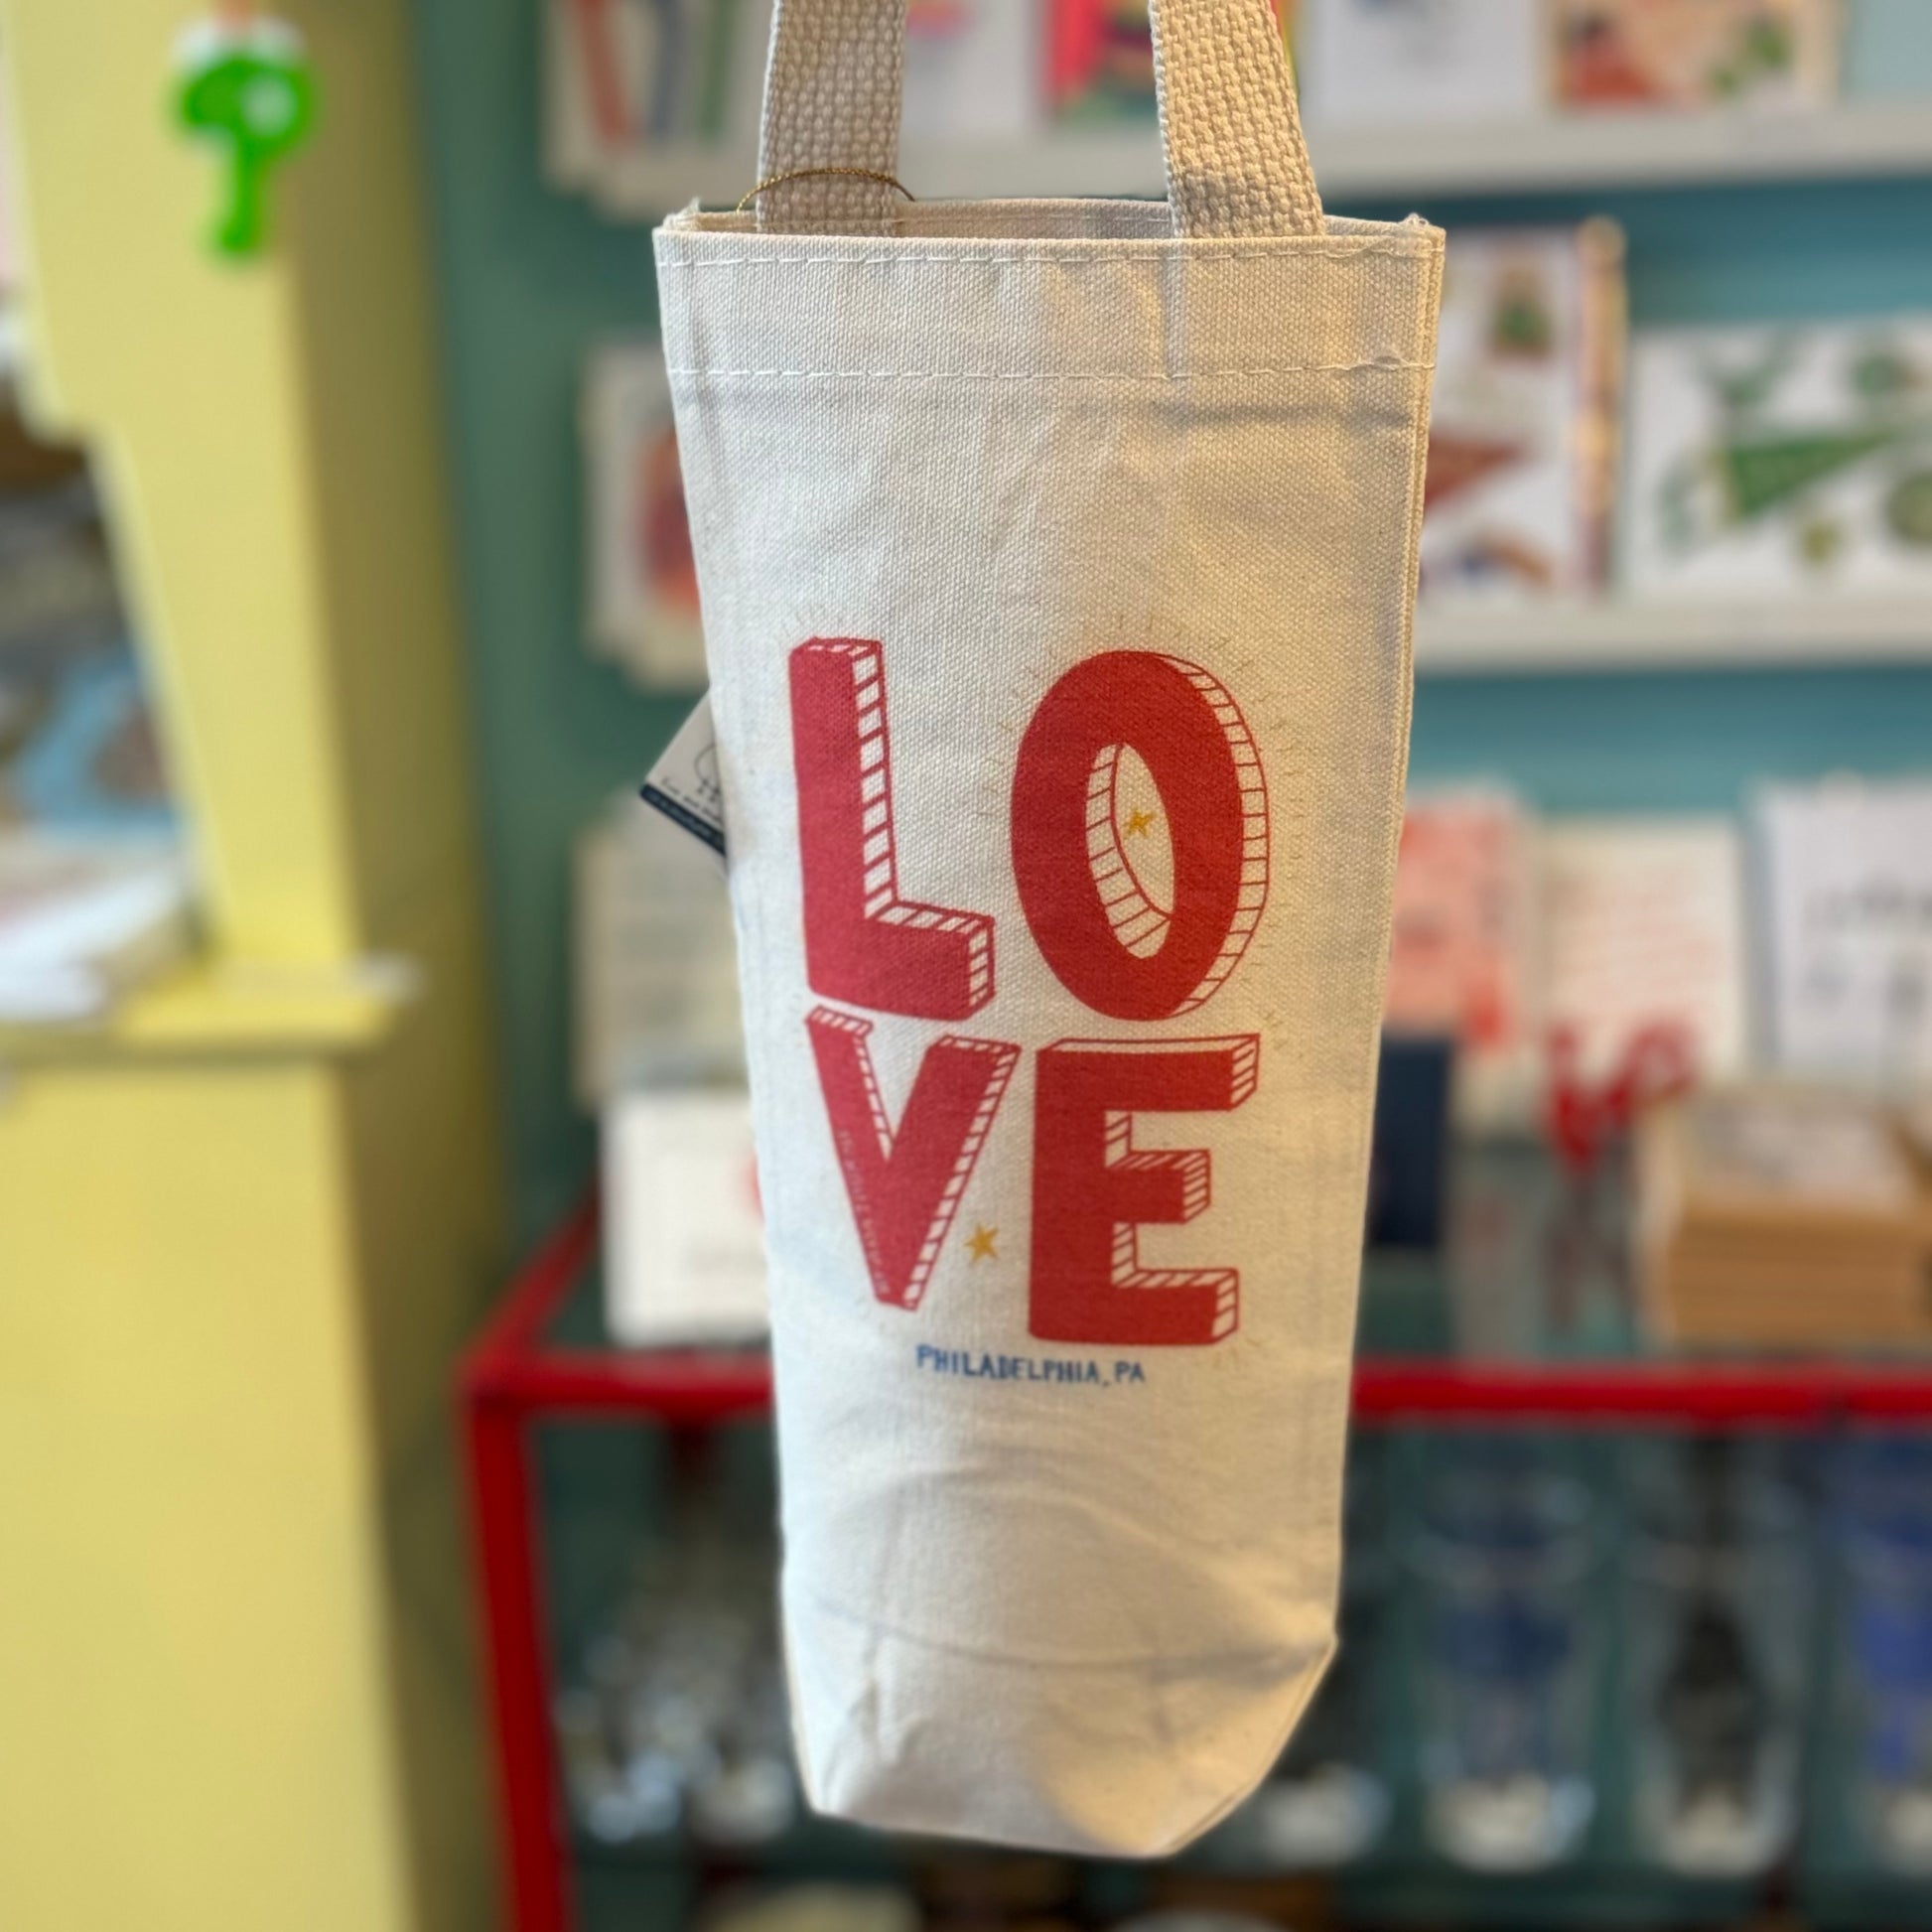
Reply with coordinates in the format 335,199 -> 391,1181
791,1579 -> 1328,1672
658,243 -> 1438,271
666,360 -> 1435,381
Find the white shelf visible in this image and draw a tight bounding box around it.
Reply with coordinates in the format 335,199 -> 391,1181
586,102 -> 1932,217
1414,598 -> 1932,676
1310,99 -> 1932,202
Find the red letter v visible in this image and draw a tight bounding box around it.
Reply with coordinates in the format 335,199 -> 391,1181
807,1008 -> 1020,1310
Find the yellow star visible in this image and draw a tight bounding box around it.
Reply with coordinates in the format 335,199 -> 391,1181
1123,807 -> 1157,837
965,1224 -> 999,1263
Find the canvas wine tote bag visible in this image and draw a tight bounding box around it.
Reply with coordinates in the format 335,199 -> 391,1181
654,0 -> 1443,1859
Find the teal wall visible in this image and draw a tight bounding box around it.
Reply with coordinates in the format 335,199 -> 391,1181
411,0 -> 673,1233
407,0 -> 1932,1235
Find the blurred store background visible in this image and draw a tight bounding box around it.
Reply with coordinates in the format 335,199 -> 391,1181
6,2 -> 1932,1931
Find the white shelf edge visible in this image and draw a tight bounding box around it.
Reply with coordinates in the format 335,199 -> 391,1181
1414,599 -> 1932,675
584,102 -> 1932,218
1310,99 -> 1932,201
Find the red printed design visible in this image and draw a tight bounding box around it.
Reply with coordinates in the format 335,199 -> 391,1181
791,640 -> 996,1021
1030,1036 -> 1260,1346
807,1007 -> 1021,1310
1011,651 -> 1269,1021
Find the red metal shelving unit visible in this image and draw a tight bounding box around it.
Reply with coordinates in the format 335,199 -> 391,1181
460,1193 -> 1932,1931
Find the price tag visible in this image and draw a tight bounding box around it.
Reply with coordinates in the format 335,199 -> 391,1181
639,694 -> 726,869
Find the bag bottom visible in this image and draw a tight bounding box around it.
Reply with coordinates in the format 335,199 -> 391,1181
781,1583 -> 1338,1859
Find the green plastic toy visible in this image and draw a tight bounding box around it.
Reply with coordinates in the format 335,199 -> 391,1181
173,14 -> 318,259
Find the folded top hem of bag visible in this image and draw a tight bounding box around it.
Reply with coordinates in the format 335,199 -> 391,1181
654,209 -> 1445,385
658,204 -> 1442,259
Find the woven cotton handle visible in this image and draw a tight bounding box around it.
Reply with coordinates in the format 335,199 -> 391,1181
755,0 -> 1323,239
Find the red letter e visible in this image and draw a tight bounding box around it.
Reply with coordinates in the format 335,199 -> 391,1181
1030,1036 -> 1259,1347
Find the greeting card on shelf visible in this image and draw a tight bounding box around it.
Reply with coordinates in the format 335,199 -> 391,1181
553,0 -> 1044,197
1049,0 -> 1158,122
1547,0 -> 1842,114
1755,777 -> 1932,1089
1540,816 -> 1748,1088
1623,317 -> 1932,600
604,1085 -> 767,1348
545,0 -> 771,192
1297,0 -> 1539,128
1384,788 -> 1540,1124
584,343 -> 707,690
1842,0 -> 1932,104
1052,0 -> 1292,123
1421,221 -> 1625,605
907,0 -> 1045,141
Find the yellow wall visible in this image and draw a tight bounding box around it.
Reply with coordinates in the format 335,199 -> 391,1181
0,0 -> 484,966
0,1054 -> 415,1929
0,3 -> 504,1927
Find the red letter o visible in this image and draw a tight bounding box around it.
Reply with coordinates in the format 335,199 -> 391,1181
1011,651 -> 1269,1020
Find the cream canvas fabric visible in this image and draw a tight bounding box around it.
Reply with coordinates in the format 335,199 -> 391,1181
656,0 -> 1442,1859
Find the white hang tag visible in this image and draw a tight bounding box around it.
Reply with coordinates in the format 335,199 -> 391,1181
638,693 -> 727,869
